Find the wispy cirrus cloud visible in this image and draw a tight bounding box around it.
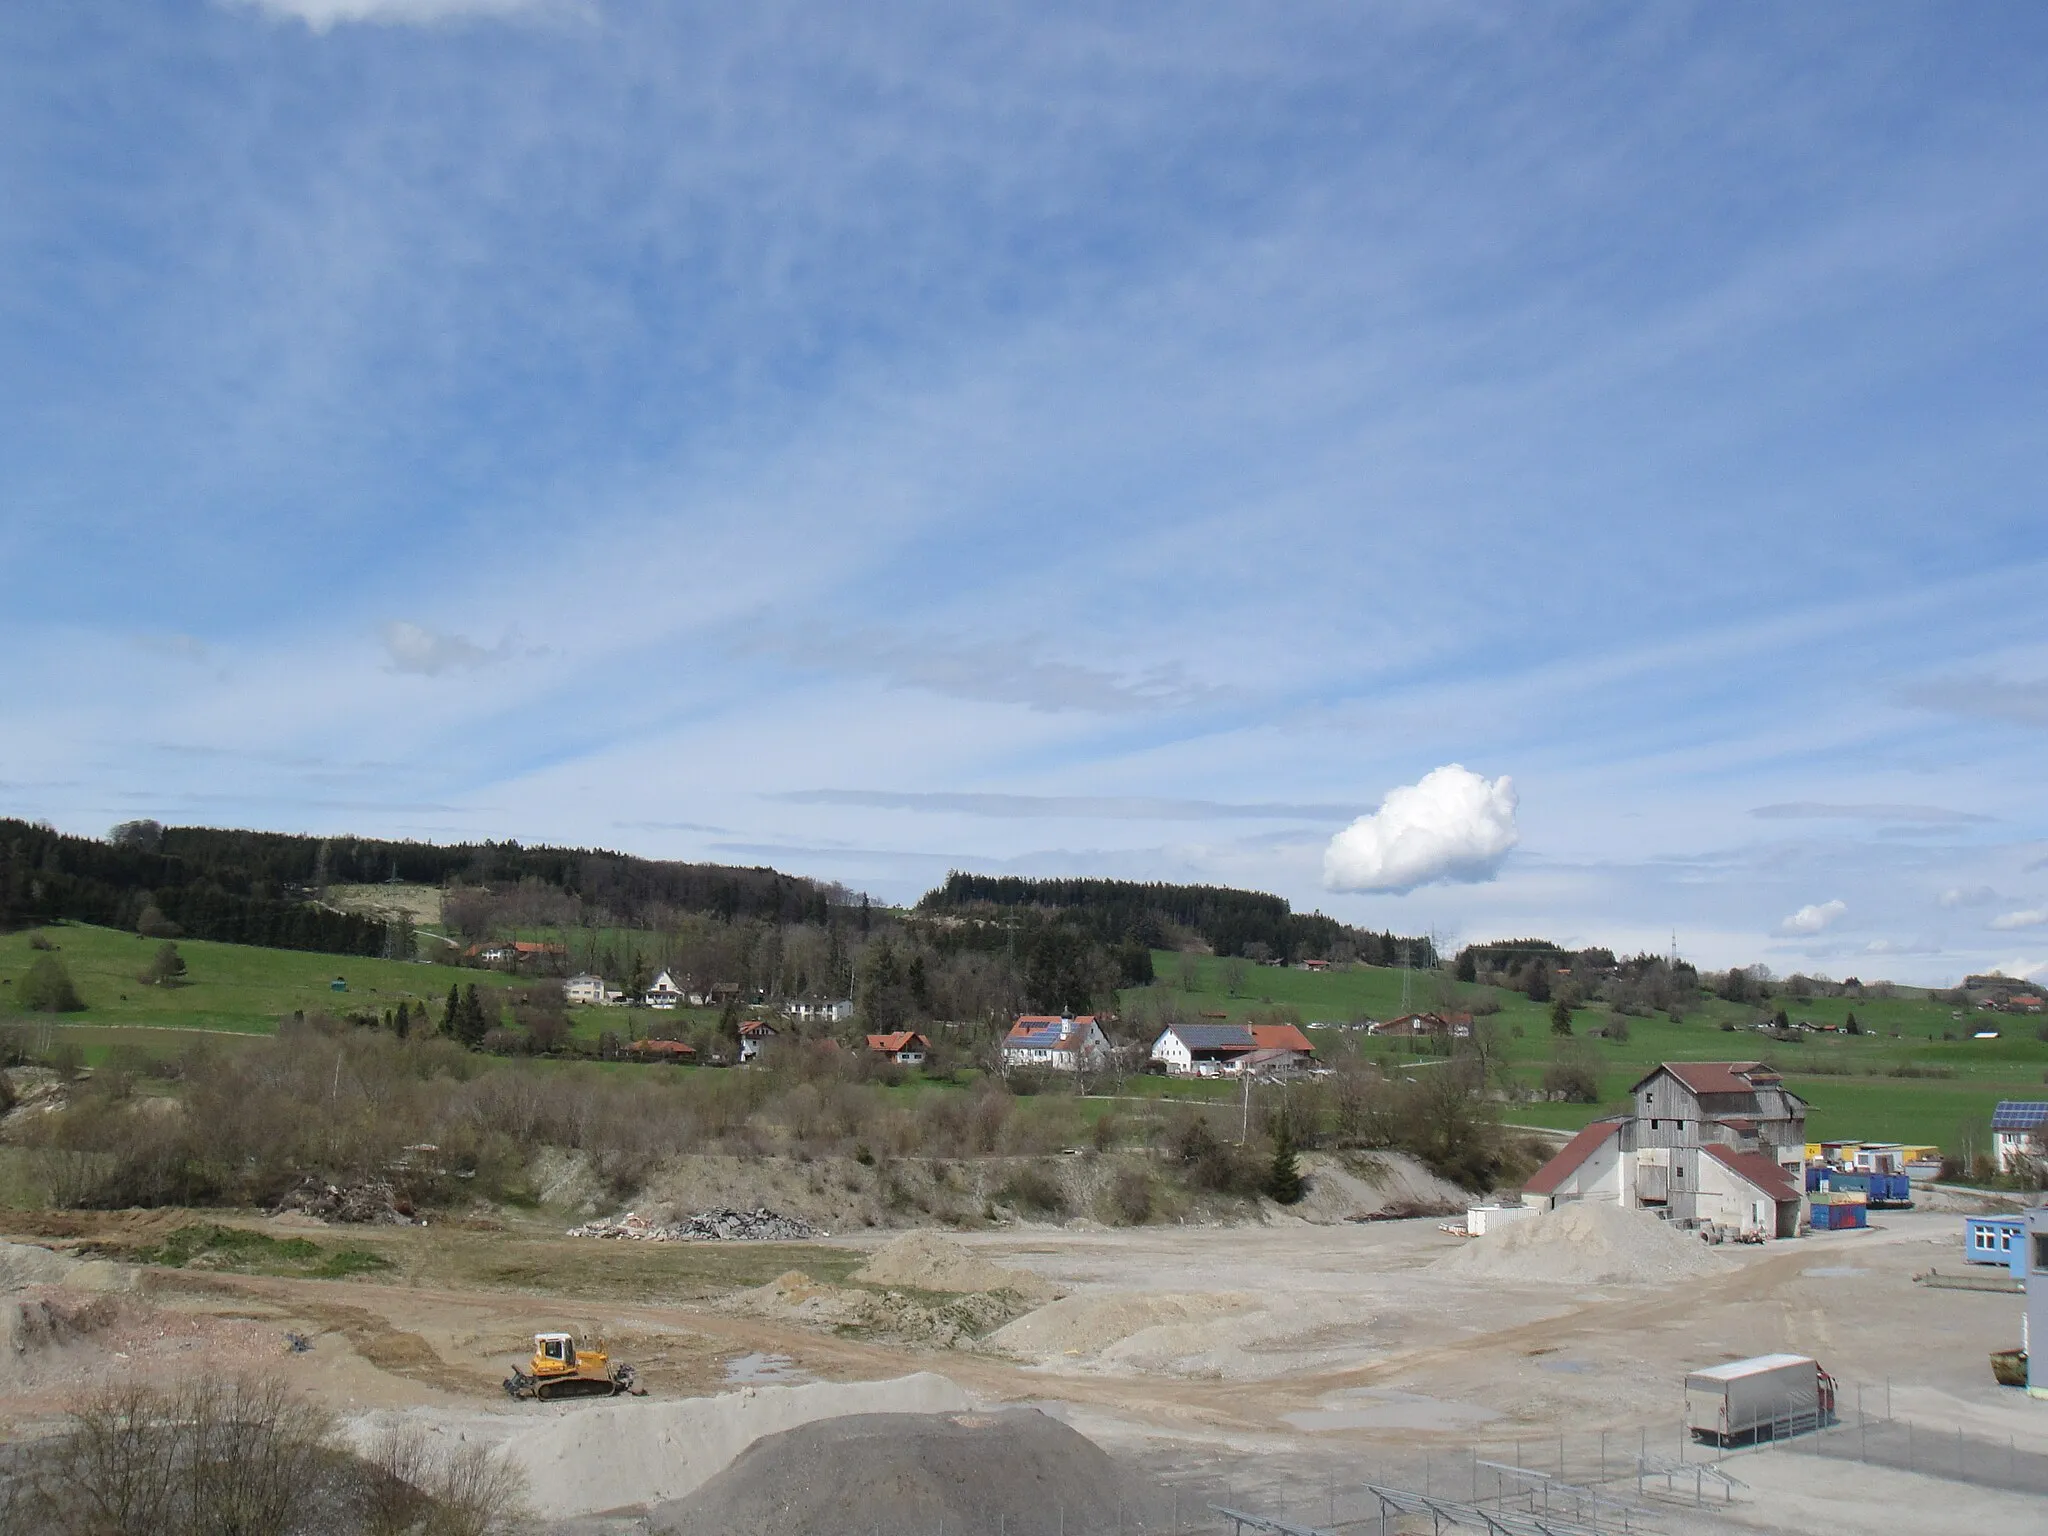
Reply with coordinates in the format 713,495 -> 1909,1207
771,789 -> 1356,822
1750,801 -> 1992,825
739,627 -> 1235,716
1990,908 -> 2048,931
379,621 -> 507,677
1896,675 -> 2048,730
229,0 -> 557,30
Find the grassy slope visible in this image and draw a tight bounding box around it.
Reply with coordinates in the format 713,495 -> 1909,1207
0,921 -> 512,1037
1123,952 -> 2048,1149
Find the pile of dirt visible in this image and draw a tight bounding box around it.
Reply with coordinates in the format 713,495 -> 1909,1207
727,1271 -> 1026,1347
272,1176 -> 417,1225
851,1233 -> 1059,1300
985,1291 -> 1256,1364
1431,1200 -> 1731,1286
651,1408 -> 1166,1536
499,1372 -> 969,1516
1290,1152 -> 1468,1224
568,1207 -> 819,1242
0,1242 -> 79,1291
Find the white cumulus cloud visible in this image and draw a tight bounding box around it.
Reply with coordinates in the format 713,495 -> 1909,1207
1992,958 -> 2048,983
1990,909 -> 2048,932
1939,885 -> 1999,909
1777,899 -> 1846,936
1322,764 -> 1519,894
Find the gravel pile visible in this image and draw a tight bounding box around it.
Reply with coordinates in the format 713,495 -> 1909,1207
851,1232 -> 1059,1300
568,1207 -> 818,1242
651,1408 -> 1168,1536
1431,1200 -> 1731,1286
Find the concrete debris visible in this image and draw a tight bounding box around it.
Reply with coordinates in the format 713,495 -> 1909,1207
567,1207 -> 819,1242
272,1176 -> 418,1225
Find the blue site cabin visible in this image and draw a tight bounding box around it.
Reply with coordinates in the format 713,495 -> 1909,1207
330,977 -> 348,992
2029,1207 -> 2048,1397
1966,1215 -> 2026,1278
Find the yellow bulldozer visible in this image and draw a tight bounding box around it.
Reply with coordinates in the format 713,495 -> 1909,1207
503,1331 -> 640,1402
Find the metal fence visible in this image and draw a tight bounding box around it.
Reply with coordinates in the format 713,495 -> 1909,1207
1740,1376 -> 2048,1498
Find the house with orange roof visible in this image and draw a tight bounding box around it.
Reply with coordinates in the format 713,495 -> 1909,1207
865,1030 -> 930,1066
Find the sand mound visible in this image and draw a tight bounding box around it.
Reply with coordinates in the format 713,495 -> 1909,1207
730,1270 -> 1027,1347
499,1373 -> 969,1517
1432,1201 -> 1730,1286
652,1408 -> 1164,1536
0,1241 -> 80,1291
1291,1152 -> 1467,1224
985,1291 -> 1256,1364
852,1233 -> 1059,1300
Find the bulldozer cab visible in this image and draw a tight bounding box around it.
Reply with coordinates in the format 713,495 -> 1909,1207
535,1332 -> 576,1370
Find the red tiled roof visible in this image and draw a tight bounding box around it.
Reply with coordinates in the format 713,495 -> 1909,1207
1638,1062 -> 1775,1097
738,1020 -> 777,1037
1703,1145 -> 1801,1204
1248,1023 -> 1314,1054
1523,1119 -> 1624,1197
867,1031 -> 929,1054
628,1038 -> 696,1056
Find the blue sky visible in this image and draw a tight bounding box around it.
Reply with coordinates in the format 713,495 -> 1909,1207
4,1 -> 2047,982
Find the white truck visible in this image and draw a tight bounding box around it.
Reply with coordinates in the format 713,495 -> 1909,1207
1684,1354 -> 1836,1446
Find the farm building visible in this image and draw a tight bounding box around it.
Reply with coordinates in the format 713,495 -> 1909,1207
1519,1062 -> 1807,1239
865,1030 -> 930,1065
1149,1022 -> 1315,1077
1964,1215 -> 2026,1278
624,1038 -> 696,1062
1367,1012 -> 1473,1039
1993,1102 -> 2048,1173
1001,1014 -> 1108,1072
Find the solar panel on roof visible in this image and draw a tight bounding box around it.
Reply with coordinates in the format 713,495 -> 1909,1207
1991,1101 -> 2048,1130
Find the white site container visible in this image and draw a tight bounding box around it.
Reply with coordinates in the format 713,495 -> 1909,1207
1684,1354 -> 1830,1445
1465,1203 -> 1540,1237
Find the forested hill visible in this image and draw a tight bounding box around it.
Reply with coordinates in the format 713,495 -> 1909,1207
0,820 -> 842,956
917,872 -> 1433,966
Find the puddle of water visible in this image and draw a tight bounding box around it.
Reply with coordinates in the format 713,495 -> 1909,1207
722,1352 -> 808,1385
1284,1388 -> 1502,1433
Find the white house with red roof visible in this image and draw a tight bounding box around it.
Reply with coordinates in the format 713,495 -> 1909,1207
1002,1014 -> 1109,1071
1519,1062 -> 1808,1239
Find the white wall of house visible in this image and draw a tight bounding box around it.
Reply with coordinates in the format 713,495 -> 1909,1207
1525,1135 -> 1627,1210
1150,1029 -> 1193,1072
1692,1157 -> 1779,1234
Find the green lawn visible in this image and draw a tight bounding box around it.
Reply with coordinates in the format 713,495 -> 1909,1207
0,921 -> 513,1034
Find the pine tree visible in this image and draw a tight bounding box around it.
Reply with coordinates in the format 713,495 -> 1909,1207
393,1000 -> 411,1039
458,984 -> 490,1048
1266,1124 -> 1305,1205
1550,996 -> 1573,1036
441,984 -> 460,1036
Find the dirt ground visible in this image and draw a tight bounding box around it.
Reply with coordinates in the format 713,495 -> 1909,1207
2,1203 -> 2040,1534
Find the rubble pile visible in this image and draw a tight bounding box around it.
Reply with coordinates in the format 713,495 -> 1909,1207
567,1207 -> 818,1242
272,1177 -> 417,1225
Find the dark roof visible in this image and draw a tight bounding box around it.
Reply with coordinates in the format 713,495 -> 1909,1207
1992,1101 -> 2048,1131
1703,1146 -> 1801,1204
1167,1023 -> 1256,1050
1523,1119 -> 1625,1197
1006,1016 -> 1099,1050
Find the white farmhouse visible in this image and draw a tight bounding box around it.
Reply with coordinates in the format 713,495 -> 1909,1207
1001,1014 -> 1109,1072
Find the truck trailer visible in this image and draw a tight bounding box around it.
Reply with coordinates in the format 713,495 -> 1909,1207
1684,1354 -> 1836,1446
